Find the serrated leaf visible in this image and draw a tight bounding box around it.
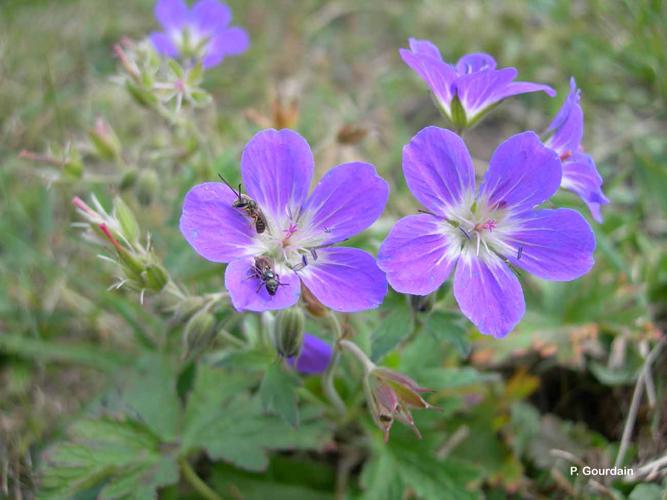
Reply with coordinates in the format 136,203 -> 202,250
38,418 -> 178,500
371,301 -> 414,361
361,431 -> 480,500
259,361 -> 300,427
115,354 -> 181,441
181,365 -> 330,472
210,462 -> 332,500
426,310 -> 471,357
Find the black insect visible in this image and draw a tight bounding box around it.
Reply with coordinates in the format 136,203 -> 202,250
517,246 -> 524,260
248,256 -> 283,296
218,174 -> 268,234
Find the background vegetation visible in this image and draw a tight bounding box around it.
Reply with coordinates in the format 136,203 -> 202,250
1,0 -> 666,498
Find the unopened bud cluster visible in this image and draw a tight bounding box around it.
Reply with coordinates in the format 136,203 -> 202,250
72,195 -> 169,295
113,38 -> 211,114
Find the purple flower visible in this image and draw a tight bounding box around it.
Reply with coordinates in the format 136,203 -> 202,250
399,38 -> 555,128
378,127 -> 596,338
150,0 -> 249,69
544,78 -> 609,222
180,129 -> 389,313
287,333 -> 333,374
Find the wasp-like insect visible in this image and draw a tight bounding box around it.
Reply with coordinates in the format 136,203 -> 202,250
248,256 -> 284,296
218,174 -> 268,234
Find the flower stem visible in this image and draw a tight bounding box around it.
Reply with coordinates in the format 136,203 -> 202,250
322,313 -> 346,416
339,339 -> 375,374
179,457 -> 221,500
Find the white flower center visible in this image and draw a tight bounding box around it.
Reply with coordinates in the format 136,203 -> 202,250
254,208 -> 329,272
441,192 -> 518,263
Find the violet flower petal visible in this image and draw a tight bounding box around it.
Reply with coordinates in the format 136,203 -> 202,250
454,67 -> 517,119
506,208 -> 595,280
150,32 -> 179,57
491,80 -> 557,102
225,258 -> 300,312
547,77 -> 580,135
302,162 -> 389,245
378,214 -> 456,295
408,38 -> 445,61
480,131 -> 561,213
241,129 -> 313,224
403,126 -> 475,216
191,0 -> 231,34
562,153 -> 609,223
547,97 -> 583,156
453,256 -> 525,338
455,52 -> 497,73
399,43 -> 457,113
155,0 -> 189,30
179,182 -> 261,263
287,333 -> 333,374
298,247 -> 387,312
202,27 -> 250,68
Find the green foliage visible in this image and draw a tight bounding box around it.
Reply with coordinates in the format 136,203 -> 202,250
38,418 -> 179,499
259,360 -> 301,427
2,0 -> 667,498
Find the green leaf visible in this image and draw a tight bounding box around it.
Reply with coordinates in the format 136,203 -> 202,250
426,310 -> 471,357
259,361 -> 301,427
360,431 -> 480,500
210,462 -> 332,500
371,300 -> 414,361
115,354 -> 181,441
629,483 -> 665,500
0,333 -> 128,372
181,365 -> 330,472
38,418 -> 179,500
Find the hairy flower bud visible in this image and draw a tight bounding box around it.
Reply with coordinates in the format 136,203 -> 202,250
274,308 -> 305,358
89,117 -> 122,161
119,168 -> 139,190
113,196 -> 140,244
142,264 -> 169,292
183,310 -> 217,358
365,367 -> 437,441
136,169 -> 159,206
63,147 -> 84,179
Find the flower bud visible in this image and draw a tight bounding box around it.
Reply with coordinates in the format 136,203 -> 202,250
365,367 -> 437,441
89,118 -> 122,161
113,196 -> 140,244
119,168 -> 139,190
126,81 -> 158,108
183,310 -> 217,358
142,264 -> 169,292
63,148 -> 84,179
274,308 -> 305,358
136,169 -> 159,206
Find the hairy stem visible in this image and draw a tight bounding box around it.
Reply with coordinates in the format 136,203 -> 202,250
179,457 -> 221,500
338,339 -> 375,374
322,313 -> 346,416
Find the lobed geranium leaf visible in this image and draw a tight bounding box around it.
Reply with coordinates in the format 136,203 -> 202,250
113,353 -> 181,441
210,462 -> 333,500
360,430 -> 480,500
371,299 -> 414,362
38,418 -> 179,500
181,365 -> 330,472
259,360 -> 301,427
425,310 -> 471,358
